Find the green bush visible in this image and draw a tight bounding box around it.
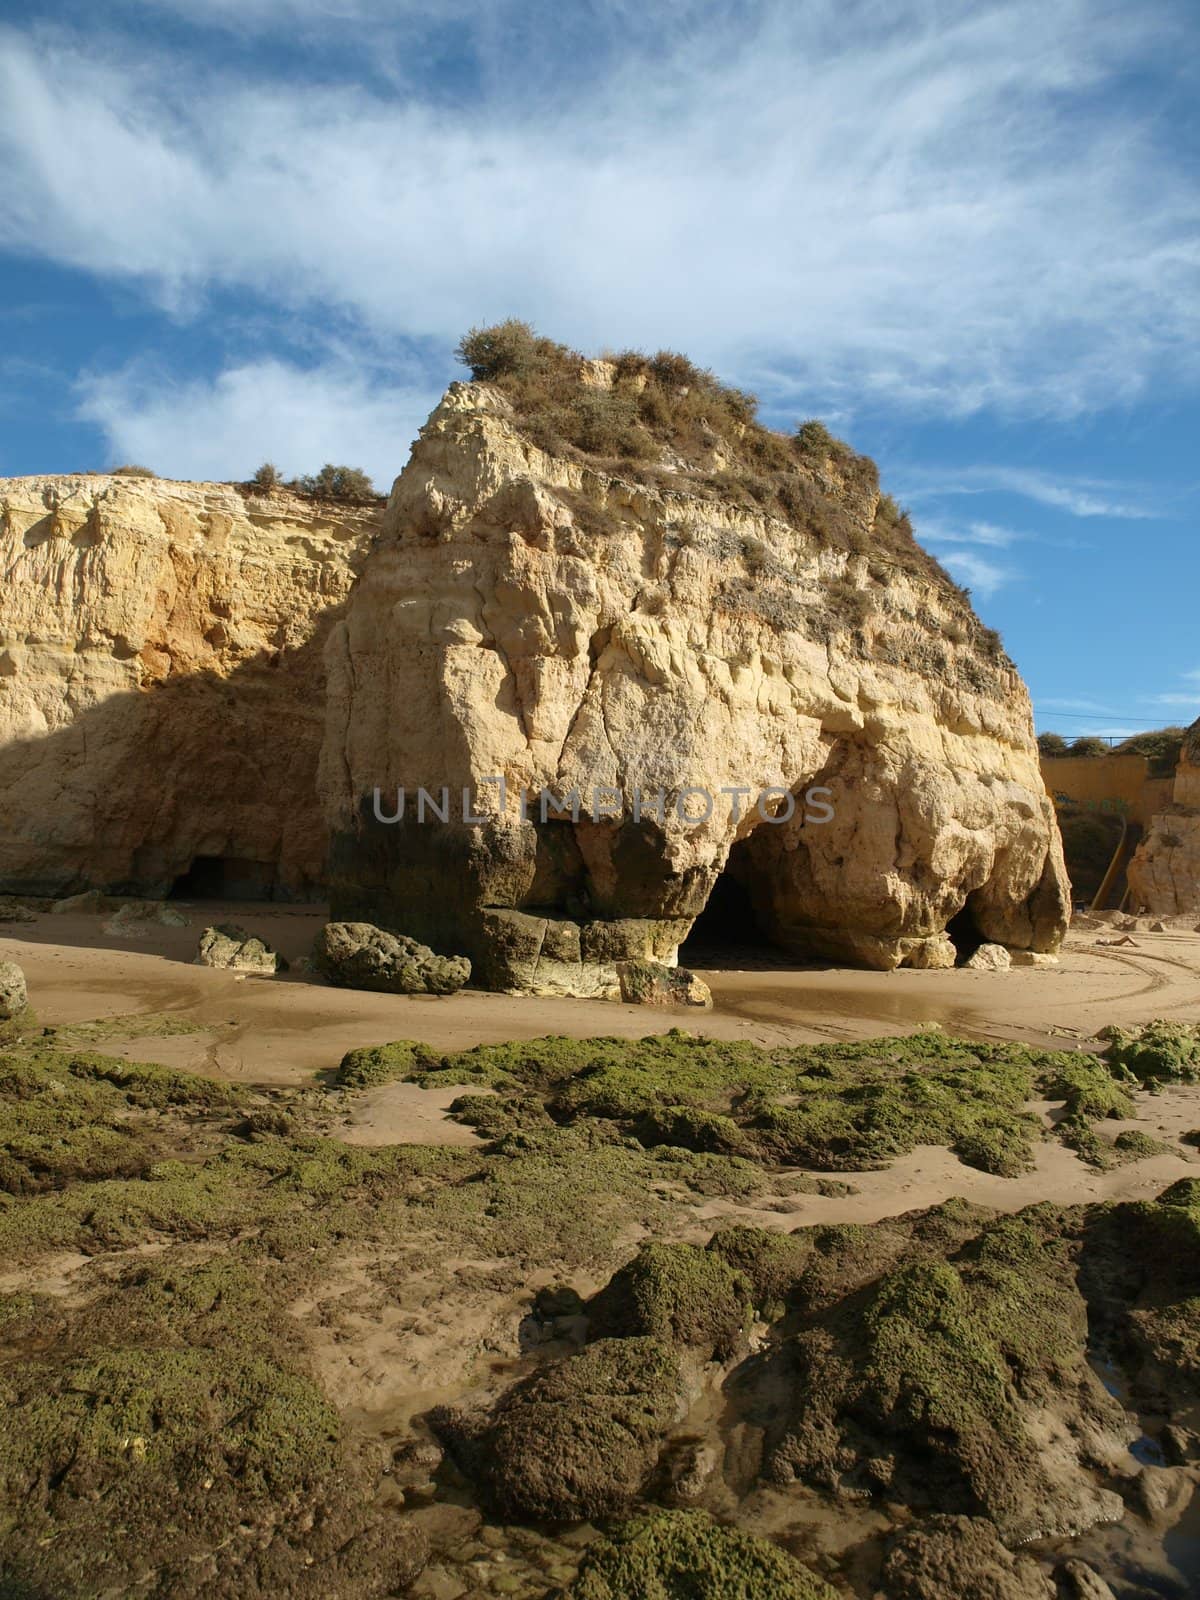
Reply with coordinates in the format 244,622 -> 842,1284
1069,736 -> 1111,757
251,461 -> 283,490
291,464 -> 376,501
111,464 -> 156,478
1038,732 -> 1069,756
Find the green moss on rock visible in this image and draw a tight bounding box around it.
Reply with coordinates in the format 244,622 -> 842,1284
1102,1020 -> 1200,1087
433,1336 -> 686,1522
590,1241 -> 752,1359
562,1509 -> 838,1599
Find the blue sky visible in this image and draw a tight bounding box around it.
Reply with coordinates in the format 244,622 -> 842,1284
1,0 -> 1197,738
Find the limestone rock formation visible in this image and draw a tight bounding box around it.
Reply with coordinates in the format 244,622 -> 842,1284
1129,718 -> 1200,914
0,474 -> 378,900
322,364 -> 1067,992
312,921 -> 470,994
616,959 -> 713,1008
196,923 -> 288,974
0,960 -> 26,1021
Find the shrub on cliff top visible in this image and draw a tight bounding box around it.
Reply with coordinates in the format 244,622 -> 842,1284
451,323 -> 962,590
111,463 -> 156,477
290,463 -> 376,502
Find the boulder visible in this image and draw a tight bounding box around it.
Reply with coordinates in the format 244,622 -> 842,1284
0,899 -> 35,923
430,1336 -> 688,1521
563,1510 -> 838,1599
312,921 -> 470,994
1009,948 -> 1059,967
964,942 -> 1012,971
616,959 -> 712,1009
1053,1558 -> 1118,1599
881,1515 -> 1054,1599
0,960 -> 27,1021
196,923 -> 288,974
51,889 -> 108,914
103,902 -> 190,937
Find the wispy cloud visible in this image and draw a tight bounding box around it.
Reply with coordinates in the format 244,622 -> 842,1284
901,465 -> 1157,519
928,548 -> 1014,599
76,358 -> 440,488
1,1 -> 1198,420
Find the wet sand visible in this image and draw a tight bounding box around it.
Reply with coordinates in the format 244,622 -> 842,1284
6,904 -> 1200,1089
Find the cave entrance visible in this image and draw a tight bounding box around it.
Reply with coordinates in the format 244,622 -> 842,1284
947,903 -> 986,963
169,855 -> 279,901
679,839 -> 792,969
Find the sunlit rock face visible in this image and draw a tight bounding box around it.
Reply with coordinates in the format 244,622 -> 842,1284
322,380 -> 1067,992
1129,720 -> 1200,915
0,474 -> 378,899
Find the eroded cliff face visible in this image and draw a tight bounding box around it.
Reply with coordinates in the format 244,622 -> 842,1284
1128,720 -> 1200,914
0,475 -> 378,898
322,379 -> 1068,991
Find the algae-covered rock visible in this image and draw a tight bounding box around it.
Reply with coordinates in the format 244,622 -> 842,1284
762,1205 -> 1129,1542
431,1336 -> 687,1521
197,922 -> 288,974
333,1038 -> 437,1087
1102,1019 -> 1200,1086
562,1509 -> 838,1599
880,1514 -> 1054,1599
313,921 -> 470,994
589,1241 -> 752,1360
0,1251 -> 430,1598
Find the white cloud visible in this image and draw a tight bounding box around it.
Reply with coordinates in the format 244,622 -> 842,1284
1,1 -> 1197,418
901,465 -> 1156,518
928,548 -> 1013,599
76,359 -> 440,488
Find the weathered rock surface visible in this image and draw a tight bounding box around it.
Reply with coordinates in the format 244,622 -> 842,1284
616,958 -> 712,1008
879,1515 -> 1054,1599
322,377 -> 1068,991
103,901 -> 191,937
430,1336 -> 690,1521
312,921 -> 470,994
196,923 -> 288,974
964,942 -> 1012,971
0,960 -> 27,1021
0,474 -> 378,900
1129,718 -> 1200,914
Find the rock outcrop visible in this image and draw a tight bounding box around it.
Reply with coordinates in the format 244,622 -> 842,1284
321,364 -> 1067,992
312,921 -> 470,994
196,923 -> 288,974
0,960 -> 26,1021
0,474 -> 379,900
1128,718 -> 1200,914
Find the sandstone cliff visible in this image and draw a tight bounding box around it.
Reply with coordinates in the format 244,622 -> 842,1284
1128,718 -> 1200,914
322,348 -> 1068,992
0,474 -> 379,898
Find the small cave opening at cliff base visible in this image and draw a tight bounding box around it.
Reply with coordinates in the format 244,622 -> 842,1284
679,839 -> 794,969
169,855 -> 280,902
946,902 -> 986,962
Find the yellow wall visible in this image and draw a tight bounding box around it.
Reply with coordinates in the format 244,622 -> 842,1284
1041,753 -> 1175,825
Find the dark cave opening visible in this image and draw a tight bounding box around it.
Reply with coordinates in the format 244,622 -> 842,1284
946,903 -> 986,963
679,846 -> 793,968
169,855 -> 279,901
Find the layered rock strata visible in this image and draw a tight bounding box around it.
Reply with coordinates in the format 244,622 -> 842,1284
321,379 -> 1067,991
0,474 -> 378,898
1128,719 -> 1200,914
